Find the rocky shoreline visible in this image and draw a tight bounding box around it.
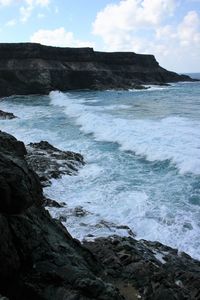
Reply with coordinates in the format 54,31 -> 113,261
0,109 -> 17,119
0,130 -> 199,300
26,140 -> 85,187
0,43 -> 196,97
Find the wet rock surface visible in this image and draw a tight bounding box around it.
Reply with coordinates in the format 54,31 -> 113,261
26,140 -> 85,186
43,197 -> 65,208
0,109 -> 17,119
0,131 -> 200,300
0,131 -> 43,214
0,131 -> 123,300
84,236 -> 200,300
0,43 -> 196,97
0,295 -> 9,300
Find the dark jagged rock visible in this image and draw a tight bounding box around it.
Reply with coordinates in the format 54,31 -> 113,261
0,131 -> 123,300
1,131 -> 200,300
0,43 -> 196,97
74,206 -> 89,217
43,197 -> 65,208
26,140 -> 85,186
84,236 -> 200,300
0,131 -> 43,214
0,295 -> 9,300
0,110 -> 17,119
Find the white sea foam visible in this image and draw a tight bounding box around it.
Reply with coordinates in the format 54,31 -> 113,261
103,104 -> 132,110
45,162 -> 200,259
128,85 -> 172,92
0,97 -> 67,146
44,168 -> 150,240
49,91 -> 200,259
50,91 -> 200,175
144,85 -> 172,91
1,91 -> 200,260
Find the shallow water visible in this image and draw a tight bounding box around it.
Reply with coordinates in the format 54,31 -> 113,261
1,80 -> 200,260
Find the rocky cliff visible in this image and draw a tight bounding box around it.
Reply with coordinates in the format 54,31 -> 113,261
0,130 -> 200,300
0,43 -> 193,97
0,130 -> 123,300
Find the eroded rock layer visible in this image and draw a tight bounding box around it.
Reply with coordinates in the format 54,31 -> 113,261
0,43 -> 193,97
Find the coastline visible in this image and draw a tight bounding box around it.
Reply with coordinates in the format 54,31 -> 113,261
1,83 -> 200,257
0,43 -> 196,98
0,130 -> 200,300
0,44 -> 199,298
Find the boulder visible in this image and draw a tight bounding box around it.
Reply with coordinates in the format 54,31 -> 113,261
0,110 -> 17,119
26,140 -> 85,186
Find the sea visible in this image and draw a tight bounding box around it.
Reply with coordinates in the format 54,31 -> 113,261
0,74 -> 200,260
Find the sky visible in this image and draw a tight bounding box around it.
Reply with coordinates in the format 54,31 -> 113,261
0,0 -> 200,73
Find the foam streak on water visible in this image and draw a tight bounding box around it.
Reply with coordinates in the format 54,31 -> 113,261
1,82 -> 200,260
50,91 -> 200,175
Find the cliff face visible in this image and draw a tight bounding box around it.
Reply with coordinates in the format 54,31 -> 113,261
0,43 -> 192,97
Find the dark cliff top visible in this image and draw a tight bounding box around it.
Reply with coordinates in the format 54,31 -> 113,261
0,42 -> 158,64
0,42 -> 195,97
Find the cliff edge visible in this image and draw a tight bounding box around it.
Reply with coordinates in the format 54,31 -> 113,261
0,43 -> 193,97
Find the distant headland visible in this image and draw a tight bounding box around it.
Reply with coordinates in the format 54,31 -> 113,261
0,43 -> 195,97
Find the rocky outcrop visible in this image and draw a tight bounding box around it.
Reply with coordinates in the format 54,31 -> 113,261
0,131 -> 200,300
26,141 -> 85,186
84,236 -> 200,300
0,131 -> 42,214
0,131 -> 123,300
0,43 -> 195,97
0,109 -> 17,119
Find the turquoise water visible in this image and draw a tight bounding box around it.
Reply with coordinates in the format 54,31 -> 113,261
0,80 -> 200,260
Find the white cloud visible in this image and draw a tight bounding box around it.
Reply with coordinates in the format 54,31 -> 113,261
20,0 -> 50,22
0,0 -> 13,5
30,27 -> 94,48
5,18 -> 16,26
37,12 -> 45,18
93,0 -> 200,72
149,11 -> 200,71
178,10 -> 200,46
141,0 -> 177,24
24,0 -> 50,6
0,0 -> 50,6
54,6 -> 59,14
36,0 -> 50,6
156,25 -> 176,40
0,0 -> 51,25
20,4 -> 33,23
93,0 -> 177,44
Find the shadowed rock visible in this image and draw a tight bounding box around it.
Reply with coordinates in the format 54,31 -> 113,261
0,110 -> 17,119
0,131 -> 200,300
84,236 -> 200,300
0,131 -> 43,214
43,197 -> 65,208
0,131 -> 124,300
26,140 -> 85,186
0,43 -> 196,97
